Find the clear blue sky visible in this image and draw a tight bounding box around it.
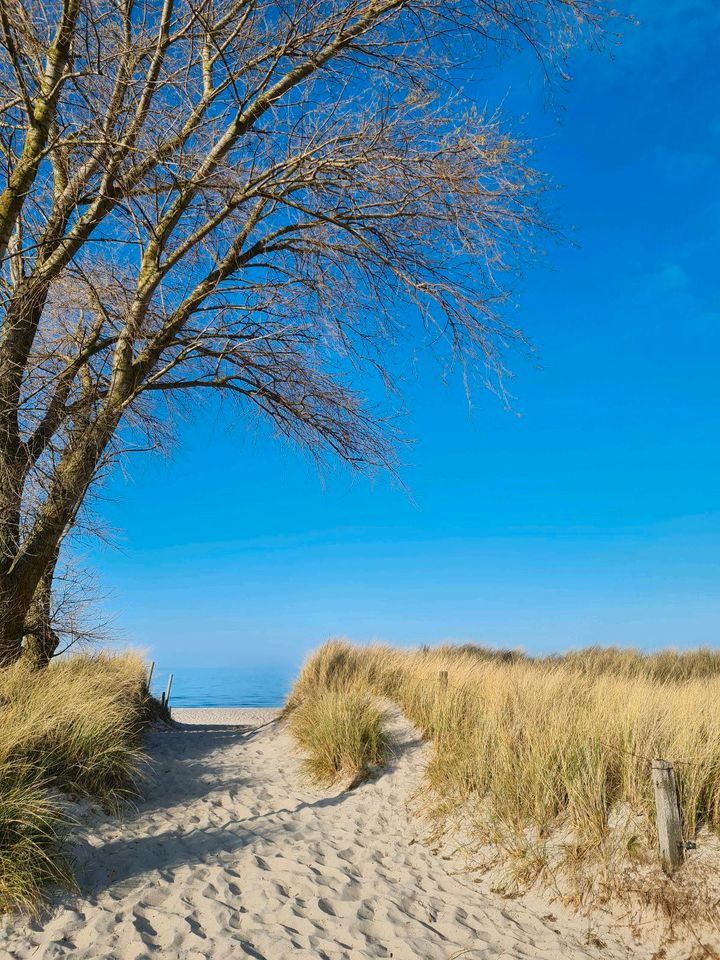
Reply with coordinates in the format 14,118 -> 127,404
91,0 -> 720,670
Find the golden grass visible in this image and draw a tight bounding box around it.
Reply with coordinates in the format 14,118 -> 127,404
287,686 -> 388,786
287,640 -> 720,918
0,652 -> 155,914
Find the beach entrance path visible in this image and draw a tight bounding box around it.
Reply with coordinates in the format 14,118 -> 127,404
1,708 -> 630,960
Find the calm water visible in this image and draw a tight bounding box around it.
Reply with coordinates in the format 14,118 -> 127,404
149,664 -> 298,708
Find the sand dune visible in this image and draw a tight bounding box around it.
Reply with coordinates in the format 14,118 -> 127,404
1,708 -> 659,959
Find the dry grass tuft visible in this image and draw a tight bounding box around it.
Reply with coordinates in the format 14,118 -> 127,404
287,685 -> 388,787
0,764 -> 74,914
0,652 -> 155,914
287,639 -> 720,927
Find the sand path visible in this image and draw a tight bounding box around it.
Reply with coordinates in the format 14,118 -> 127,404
1,707 -> 635,960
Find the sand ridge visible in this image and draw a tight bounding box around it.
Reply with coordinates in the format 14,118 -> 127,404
1,707 -> 638,959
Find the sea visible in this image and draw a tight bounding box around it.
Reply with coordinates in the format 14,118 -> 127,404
149,663 -> 299,708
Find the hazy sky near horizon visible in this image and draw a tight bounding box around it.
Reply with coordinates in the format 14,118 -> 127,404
90,0 -> 720,670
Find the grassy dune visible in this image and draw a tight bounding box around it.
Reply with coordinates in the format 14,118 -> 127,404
287,640 -> 720,916
0,653 -> 155,914
287,686 -> 388,786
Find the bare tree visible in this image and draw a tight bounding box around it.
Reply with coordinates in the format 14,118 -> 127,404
0,0 -> 607,666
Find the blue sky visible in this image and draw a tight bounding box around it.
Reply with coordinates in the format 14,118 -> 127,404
91,0 -> 720,670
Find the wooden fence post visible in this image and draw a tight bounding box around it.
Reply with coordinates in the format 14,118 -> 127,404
147,660 -> 155,689
651,759 -> 684,875
164,673 -> 173,710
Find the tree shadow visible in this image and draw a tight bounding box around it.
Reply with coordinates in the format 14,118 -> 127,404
130,720 -> 278,812
70,717 -> 359,897
73,790 -> 355,897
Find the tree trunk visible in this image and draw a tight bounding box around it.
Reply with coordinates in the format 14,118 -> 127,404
0,405 -> 24,666
0,472 -> 45,666
0,485 -> 25,666
22,548 -> 61,668
1,407 -> 124,668
0,589 -> 25,666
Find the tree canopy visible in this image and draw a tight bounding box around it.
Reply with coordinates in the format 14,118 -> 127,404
0,0 -> 607,664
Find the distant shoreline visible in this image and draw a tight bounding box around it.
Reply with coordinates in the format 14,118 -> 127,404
167,699 -> 286,709
171,706 -> 281,724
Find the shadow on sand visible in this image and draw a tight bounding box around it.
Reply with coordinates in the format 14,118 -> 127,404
71,717 -> 362,898
64,709 -> 424,903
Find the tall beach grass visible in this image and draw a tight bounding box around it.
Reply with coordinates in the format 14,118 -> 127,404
0,652 -> 155,914
288,686 -> 388,786
287,640 -> 720,916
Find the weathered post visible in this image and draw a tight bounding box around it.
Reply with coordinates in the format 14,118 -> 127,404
651,759 -> 684,875
164,673 -> 174,710
147,660 -> 155,690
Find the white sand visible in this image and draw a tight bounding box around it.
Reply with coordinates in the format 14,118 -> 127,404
0,707 -> 674,959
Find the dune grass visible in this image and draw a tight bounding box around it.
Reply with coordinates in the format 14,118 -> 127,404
287,686 -> 388,786
0,652 -> 155,914
287,640 -> 720,916
0,764 -> 74,915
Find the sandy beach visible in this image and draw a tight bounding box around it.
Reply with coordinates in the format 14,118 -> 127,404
0,708 -> 671,960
